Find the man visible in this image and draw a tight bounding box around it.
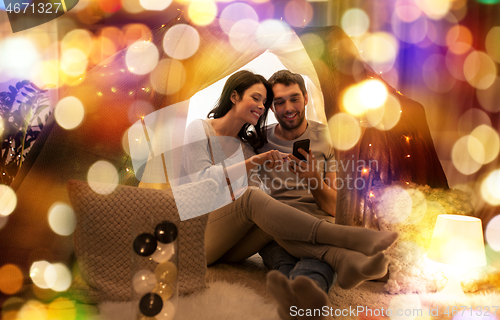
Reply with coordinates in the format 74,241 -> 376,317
256,70 -> 338,315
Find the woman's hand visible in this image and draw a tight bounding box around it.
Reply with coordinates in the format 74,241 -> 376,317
250,150 -> 288,169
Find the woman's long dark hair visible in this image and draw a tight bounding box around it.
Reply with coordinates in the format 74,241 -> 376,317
207,70 -> 273,151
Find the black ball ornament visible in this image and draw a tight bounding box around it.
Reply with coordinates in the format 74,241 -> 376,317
139,293 -> 163,317
155,221 -> 178,244
133,233 -> 157,256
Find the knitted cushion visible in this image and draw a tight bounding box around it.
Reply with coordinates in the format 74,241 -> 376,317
67,179 -> 215,303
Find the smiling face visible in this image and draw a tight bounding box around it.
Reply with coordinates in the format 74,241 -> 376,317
271,83 -> 308,132
232,82 -> 267,126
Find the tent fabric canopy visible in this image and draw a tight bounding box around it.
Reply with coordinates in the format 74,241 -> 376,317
1,16 -> 447,277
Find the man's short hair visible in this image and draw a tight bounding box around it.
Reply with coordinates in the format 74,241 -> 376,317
268,70 -> 307,97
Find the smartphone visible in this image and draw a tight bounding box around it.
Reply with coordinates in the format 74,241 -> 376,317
292,139 -> 310,161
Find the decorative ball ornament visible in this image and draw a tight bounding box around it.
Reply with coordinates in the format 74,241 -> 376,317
132,270 -> 157,294
154,261 -> 177,284
156,300 -> 176,320
151,242 -> 175,263
133,233 -> 157,256
139,293 -> 163,317
154,282 -> 174,300
155,221 -> 178,244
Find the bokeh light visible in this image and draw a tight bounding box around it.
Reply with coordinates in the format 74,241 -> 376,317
2,297 -> 24,320
457,108 -> 491,136
31,60 -> 60,89
46,298 -> 76,320
481,170 -> 500,206
342,80 -> 387,117
150,59 -> 187,95
50,263 -> 72,292
48,202 -> 77,236
426,14 -> 458,47
127,100 -> 154,124
485,27 -> 500,63
128,122 -> 153,161
416,0 -> 451,20
360,79 -> 388,110
394,0 -> 422,23
328,113 -> 361,150
0,185 -> 17,217
486,215 -> 500,251
61,29 -> 94,58
133,269 -> 157,294
452,135 -> 483,175
87,160 -> 119,195
476,0 -> 500,4
60,48 -> 88,77
476,76 -> 500,113
187,0 -> 217,26
126,40 -> 159,75
99,26 -> 126,50
219,3 -> 259,35
90,35 -> 117,65
361,32 -> 398,72
123,23 -> 152,46
255,19 -> 292,49
392,13 -> 428,44
372,94 -> 401,131
163,24 -> 200,60
98,0 -> 121,12
122,0 -> 145,14
0,37 -> 40,81
378,186 -> 414,224
55,96 -> 85,130
341,8 -> 370,37
446,45 -> 472,81
284,0 -> 313,27
446,25 -> 473,54
0,264 -> 23,295
229,19 -> 260,52
422,54 -> 456,93
30,261 -> 55,289
463,51 -> 497,89
17,300 -> 47,320
342,83 -> 365,117
469,125 -> 500,164
139,0 -> 172,11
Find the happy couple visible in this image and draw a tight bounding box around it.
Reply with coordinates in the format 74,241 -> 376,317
179,69 -> 397,320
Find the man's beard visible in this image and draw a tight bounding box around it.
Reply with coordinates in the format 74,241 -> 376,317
277,111 -> 306,131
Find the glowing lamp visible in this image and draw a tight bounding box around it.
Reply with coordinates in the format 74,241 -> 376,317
426,214 -> 487,298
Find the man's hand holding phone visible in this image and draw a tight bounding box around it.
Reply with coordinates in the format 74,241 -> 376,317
289,139 -> 321,183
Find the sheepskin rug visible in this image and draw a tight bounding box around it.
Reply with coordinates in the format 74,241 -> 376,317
98,281 -> 280,320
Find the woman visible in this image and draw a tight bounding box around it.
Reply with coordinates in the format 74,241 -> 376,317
180,70 -> 397,290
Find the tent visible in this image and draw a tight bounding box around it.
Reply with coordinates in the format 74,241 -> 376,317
1,15 -> 448,287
